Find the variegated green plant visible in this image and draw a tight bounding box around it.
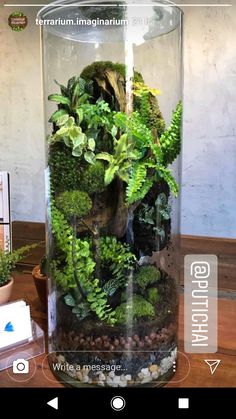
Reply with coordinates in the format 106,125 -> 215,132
49,115 -> 96,163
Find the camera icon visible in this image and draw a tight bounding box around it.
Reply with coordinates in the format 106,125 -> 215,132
12,358 -> 29,374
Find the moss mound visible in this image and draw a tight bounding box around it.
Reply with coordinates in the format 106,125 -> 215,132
115,295 -> 155,324
134,265 -> 161,289
56,190 -> 92,219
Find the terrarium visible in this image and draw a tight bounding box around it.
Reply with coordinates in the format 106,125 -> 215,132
39,0 -> 183,387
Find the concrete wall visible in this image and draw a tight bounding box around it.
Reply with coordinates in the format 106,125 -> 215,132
0,1 -> 236,238
181,2 -> 236,238
0,5 -> 45,223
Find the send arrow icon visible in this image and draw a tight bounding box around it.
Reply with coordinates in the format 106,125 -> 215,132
204,359 -> 221,375
47,397 -> 58,410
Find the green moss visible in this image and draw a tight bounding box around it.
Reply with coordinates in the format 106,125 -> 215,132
80,161 -> 105,194
134,265 -> 161,289
80,61 -> 144,84
48,143 -> 83,193
55,190 -> 92,219
115,295 -> 155,324
134,92 -> 165,138
147,287 -> 159,305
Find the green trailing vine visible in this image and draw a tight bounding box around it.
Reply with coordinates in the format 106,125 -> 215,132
51,204 -> 116,324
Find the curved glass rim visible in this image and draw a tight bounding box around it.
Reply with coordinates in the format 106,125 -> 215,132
38,0 -> 184,20
38,0 -> 183,44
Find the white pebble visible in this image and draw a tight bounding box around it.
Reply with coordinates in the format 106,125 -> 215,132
107,382 -> 118,387
57,355 -> 65,363
106,377 -> 112,385
141,377 -> 152,384
82,375 -> 89,383
99,373 -> 106,381
67,368 -> 77,378
125,374 -> 132,381
119,380 -> 127,387
98,381 -> 105,386
113,375 -> 121,384
141,368 -> 150,376
108,371 -> 115,378
76,372 -> 82,381
82,368 -> 89,376
152,372 -> 159,380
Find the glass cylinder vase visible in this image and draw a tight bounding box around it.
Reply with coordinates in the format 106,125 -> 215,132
39,0 -> 183,388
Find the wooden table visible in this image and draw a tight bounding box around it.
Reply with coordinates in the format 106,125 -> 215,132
0,273 -> 235,387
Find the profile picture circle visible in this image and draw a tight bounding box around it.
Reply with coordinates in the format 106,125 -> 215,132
8,11 -> 28,32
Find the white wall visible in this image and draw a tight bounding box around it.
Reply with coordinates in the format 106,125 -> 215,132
0,4 -> 45,223
181,2 -> 236,238
0,1 -> 236,238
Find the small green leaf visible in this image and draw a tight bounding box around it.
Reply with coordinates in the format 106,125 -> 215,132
63,136 -> 72,148
96,152 -> 112,163
64,294 -> 76,307
72,82 -> 81,107
56,126 -> 68,137
48,94 -> 71,106
56,114 -> 70,127
49,109 -> 68,124
84,151 -> 95,164
76,108 -> 83,123
54,80 -> 68,96
104,165 -> 119,185
73,133 -> 86,148
88,138 -> 95,152
67,116 -> 75,128
72,147 -> 82,157
115,134 -> 128,156
111,125 -> 118,137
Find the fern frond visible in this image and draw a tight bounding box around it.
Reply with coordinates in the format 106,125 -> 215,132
158,167 -> 179,197
126,162 -> 147,205
160,102 -> 182,165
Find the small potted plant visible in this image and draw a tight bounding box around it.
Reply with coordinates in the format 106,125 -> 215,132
32,256 -> 48,311
0,244 -> 38,305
